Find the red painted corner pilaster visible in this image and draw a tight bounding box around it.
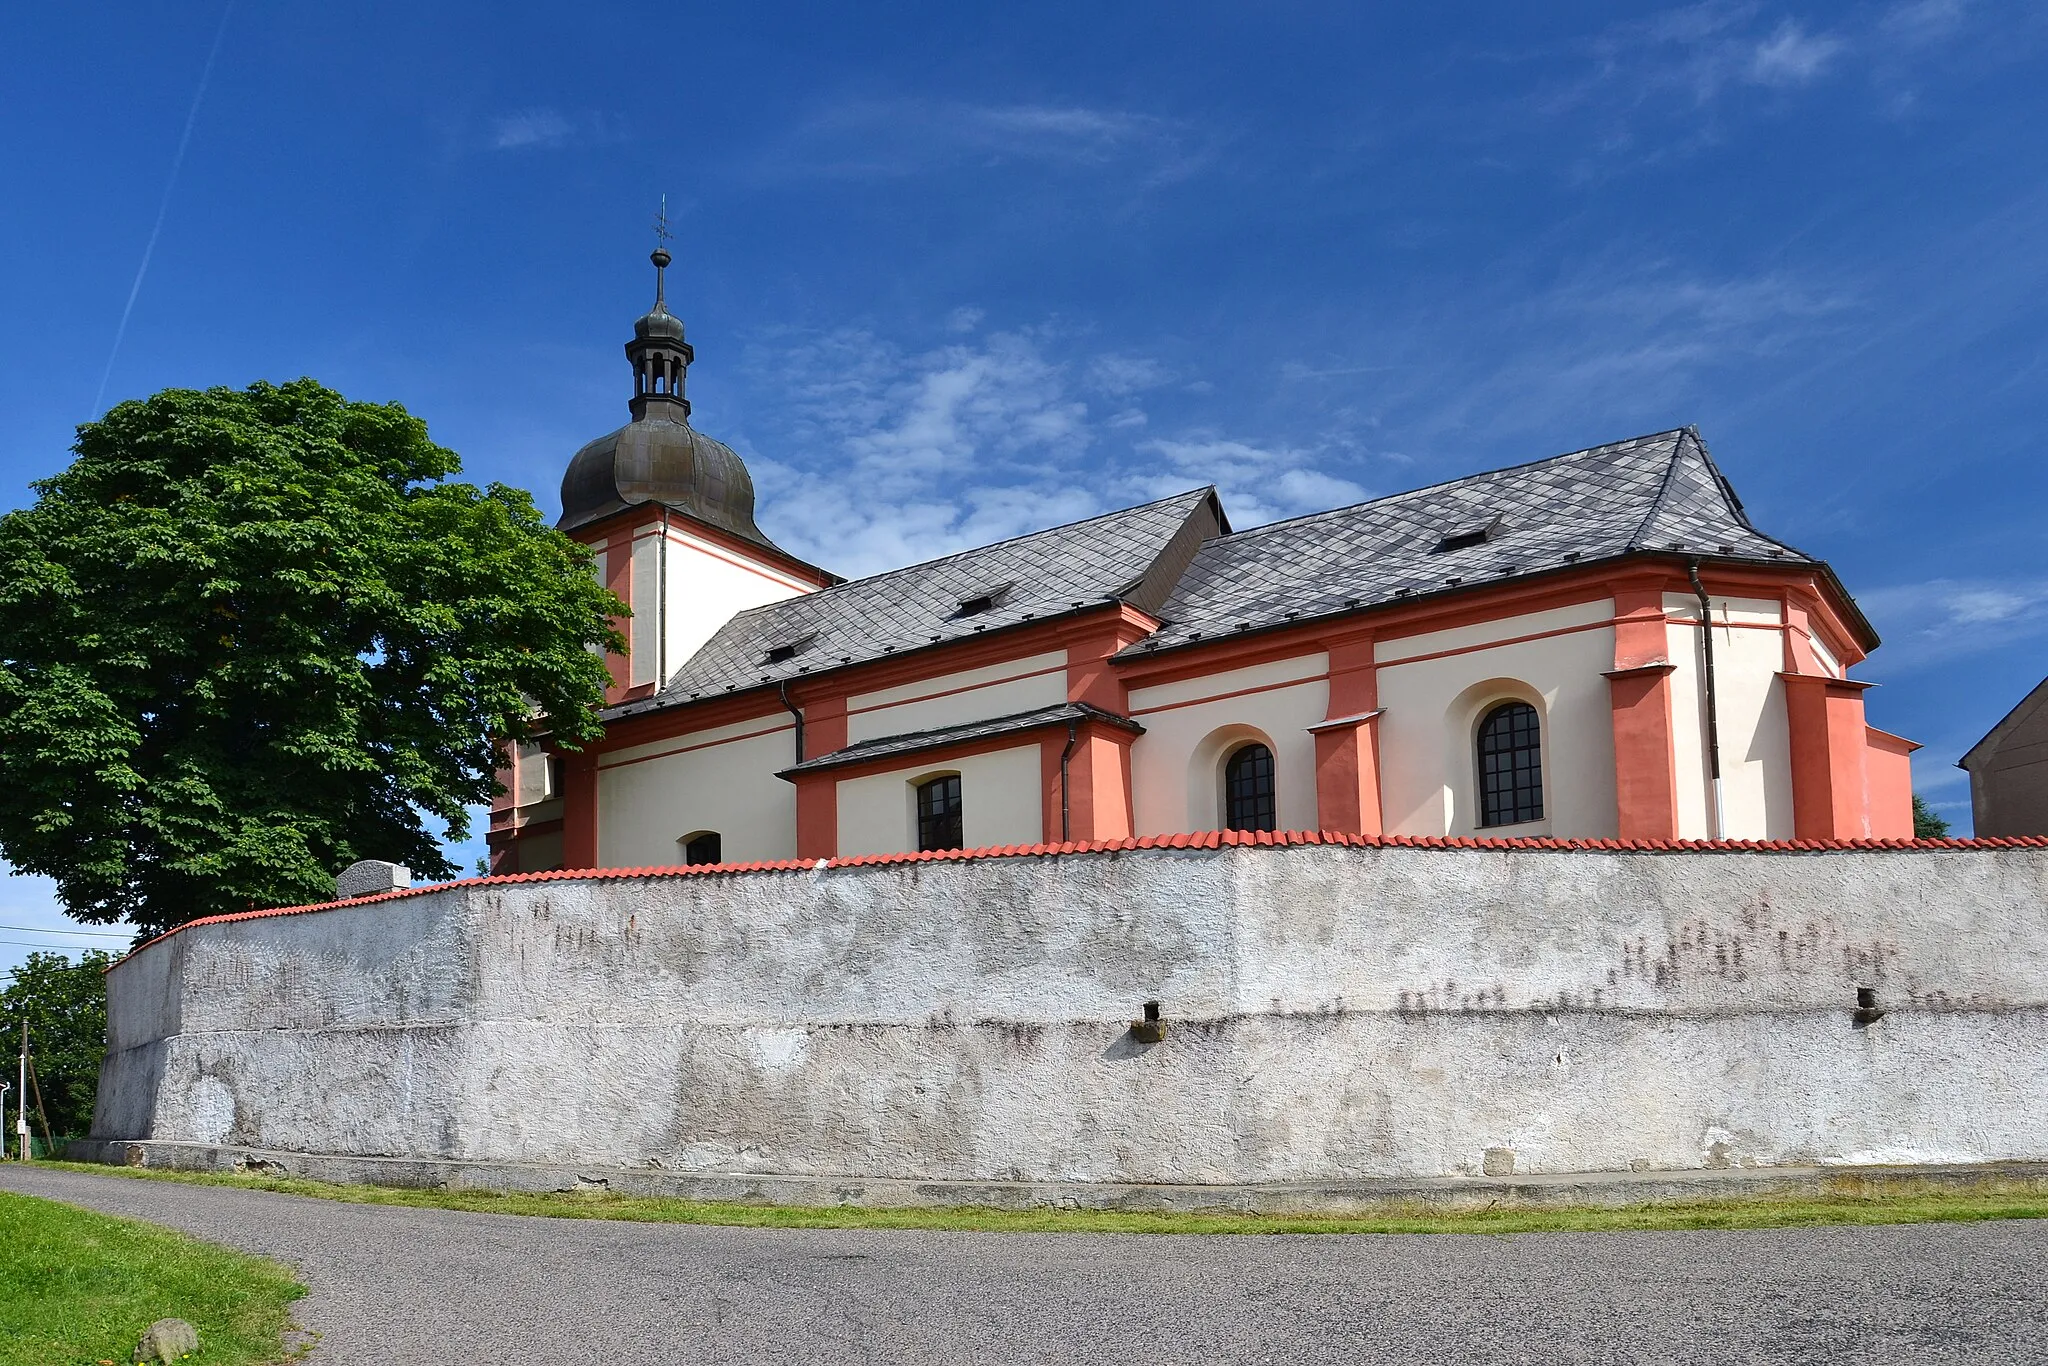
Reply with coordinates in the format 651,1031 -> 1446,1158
793,773 -> 837,860
1605,588 -> 1681,841
1782,673 -> 1876,839
601,535 -> 633,703
1312,632 -> 1384,837
1312,720 -> 1384,837
1044,721 -> 1138,843
1605,665 -> 1681,840
560,749 -> 600,868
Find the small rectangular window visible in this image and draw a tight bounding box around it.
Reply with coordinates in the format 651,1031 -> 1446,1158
682,831 -> 722,866
916,774 -> 964,852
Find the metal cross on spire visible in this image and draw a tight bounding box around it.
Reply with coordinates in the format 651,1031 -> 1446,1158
650,195 -> 673,310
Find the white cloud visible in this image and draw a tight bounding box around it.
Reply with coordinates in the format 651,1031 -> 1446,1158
1855,577 -> 2048,671
488,108 -> 618,152
1749,20 -> 1845,84
731,323 -> 1374,577
760,99 -> 1205,185
1136,437 -> 1370,528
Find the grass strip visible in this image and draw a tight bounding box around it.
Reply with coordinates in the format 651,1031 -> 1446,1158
0,1188 -> 304,1366
34,1160 -> 2048,1237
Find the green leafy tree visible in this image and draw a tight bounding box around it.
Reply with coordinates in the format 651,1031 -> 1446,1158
2,950 -> 114,1137
1912,794 -> 1952,840
0,380 -> 622,935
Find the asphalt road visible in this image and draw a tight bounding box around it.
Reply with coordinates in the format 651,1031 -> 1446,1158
8,1165 -> 2048,1366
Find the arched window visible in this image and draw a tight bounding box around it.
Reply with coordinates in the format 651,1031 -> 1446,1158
1477,701 -> 1543,826
681,831 -> 722,866
1224,743 -> 1276,832
916,774 -> 963,852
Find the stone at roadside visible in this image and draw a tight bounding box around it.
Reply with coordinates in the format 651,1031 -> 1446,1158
133,1318 -> 198,1363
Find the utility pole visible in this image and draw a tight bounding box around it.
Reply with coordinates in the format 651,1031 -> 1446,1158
16,1021 -> 27,1162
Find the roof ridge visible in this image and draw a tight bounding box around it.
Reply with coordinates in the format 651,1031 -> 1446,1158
1625,429 -> 1691,551
1198,428 -> 1691,546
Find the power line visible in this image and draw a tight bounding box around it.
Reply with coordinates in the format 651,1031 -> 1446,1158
0,924 -> 128,938
0,937 -> 123,951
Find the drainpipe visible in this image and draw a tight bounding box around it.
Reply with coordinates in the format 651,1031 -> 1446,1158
1687,559 -> 1725,839
1059,719 -> 1080,841
777,681 -> 805,766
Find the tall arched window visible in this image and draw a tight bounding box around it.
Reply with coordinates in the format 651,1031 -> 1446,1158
1224,743 -> 1276,832
1477,701 -> 1544,826
916,774 -> 963,852
681,831 -> 722,866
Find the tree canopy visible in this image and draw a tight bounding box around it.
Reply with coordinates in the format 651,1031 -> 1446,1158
2,949 -> 113,1138
0,379 -> 622,935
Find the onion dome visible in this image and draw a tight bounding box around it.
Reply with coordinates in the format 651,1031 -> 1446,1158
556,243 -> 784,552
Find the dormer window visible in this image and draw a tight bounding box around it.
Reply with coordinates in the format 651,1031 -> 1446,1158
760,634 -> 815,666
953,583 -> 1013,618
1434,517 -> 1500,554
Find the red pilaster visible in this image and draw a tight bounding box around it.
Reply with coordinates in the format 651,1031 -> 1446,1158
790,691 -> 847,860
560,749 -> 600,869
601,534 -> 633,701
1605,588 -> 1681,840
1782,673 -> 1876,839
1312,633 -> 1383,836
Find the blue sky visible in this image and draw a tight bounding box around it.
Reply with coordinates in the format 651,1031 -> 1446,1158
3,1 -> 2045,968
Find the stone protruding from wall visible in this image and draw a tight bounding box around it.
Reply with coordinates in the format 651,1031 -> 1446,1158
96,841 -> 2048,1190
334,860 -> 410,899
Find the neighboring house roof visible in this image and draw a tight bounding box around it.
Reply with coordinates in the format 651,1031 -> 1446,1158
1960,676 -> 2048,770
778,702 -> 1143,778
1121,428 -> 1868,658
607,487 -> 1227,718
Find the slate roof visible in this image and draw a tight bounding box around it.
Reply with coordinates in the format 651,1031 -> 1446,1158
608,487 -> 1225,718
778,703 -> 1143,777
1121,428 -> 1872,657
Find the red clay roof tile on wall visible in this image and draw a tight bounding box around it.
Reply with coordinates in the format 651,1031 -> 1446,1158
113,828 -> 2048,964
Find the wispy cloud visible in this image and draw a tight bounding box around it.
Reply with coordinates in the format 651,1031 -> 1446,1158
1855,576 -> 2048,671
730,321 -> 1360,577
756,99 -> 1206,185
489,108 -> 619,152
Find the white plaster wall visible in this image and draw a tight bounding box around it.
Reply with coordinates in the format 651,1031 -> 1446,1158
836,743 -> 1043,856
1127,655 -> 1328,835
661,524 -> 815,686
596,720 -> 799,866
846,652 -> 1067,744
95,844 -> 2048,1186
1375,601 -> 1617,837
1665,595 -> 1795,840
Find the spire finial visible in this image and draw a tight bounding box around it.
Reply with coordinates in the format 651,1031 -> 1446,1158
650,196 -> 673,310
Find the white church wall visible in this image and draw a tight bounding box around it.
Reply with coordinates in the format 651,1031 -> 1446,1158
846,652 -> 1068,746
92,841 -> 2048,1195
659,522 -> 817,687
596,719 -> 800,866
1663,594 -> 1796,840
836,743 -> 1043,856
1127,655 -> 1328,836
1374,600 -> 1617,838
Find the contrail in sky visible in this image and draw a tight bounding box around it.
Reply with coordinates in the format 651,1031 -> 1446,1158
91,2 -> 235,419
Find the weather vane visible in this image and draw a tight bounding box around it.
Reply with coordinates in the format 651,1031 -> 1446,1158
653,195 -> 673,250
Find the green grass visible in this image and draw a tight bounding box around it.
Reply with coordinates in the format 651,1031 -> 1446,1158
0,1189 -> 305,1366
35,1159 -> 2048,1237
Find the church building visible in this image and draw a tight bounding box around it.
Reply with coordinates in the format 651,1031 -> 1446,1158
489,249 -> 1918,873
